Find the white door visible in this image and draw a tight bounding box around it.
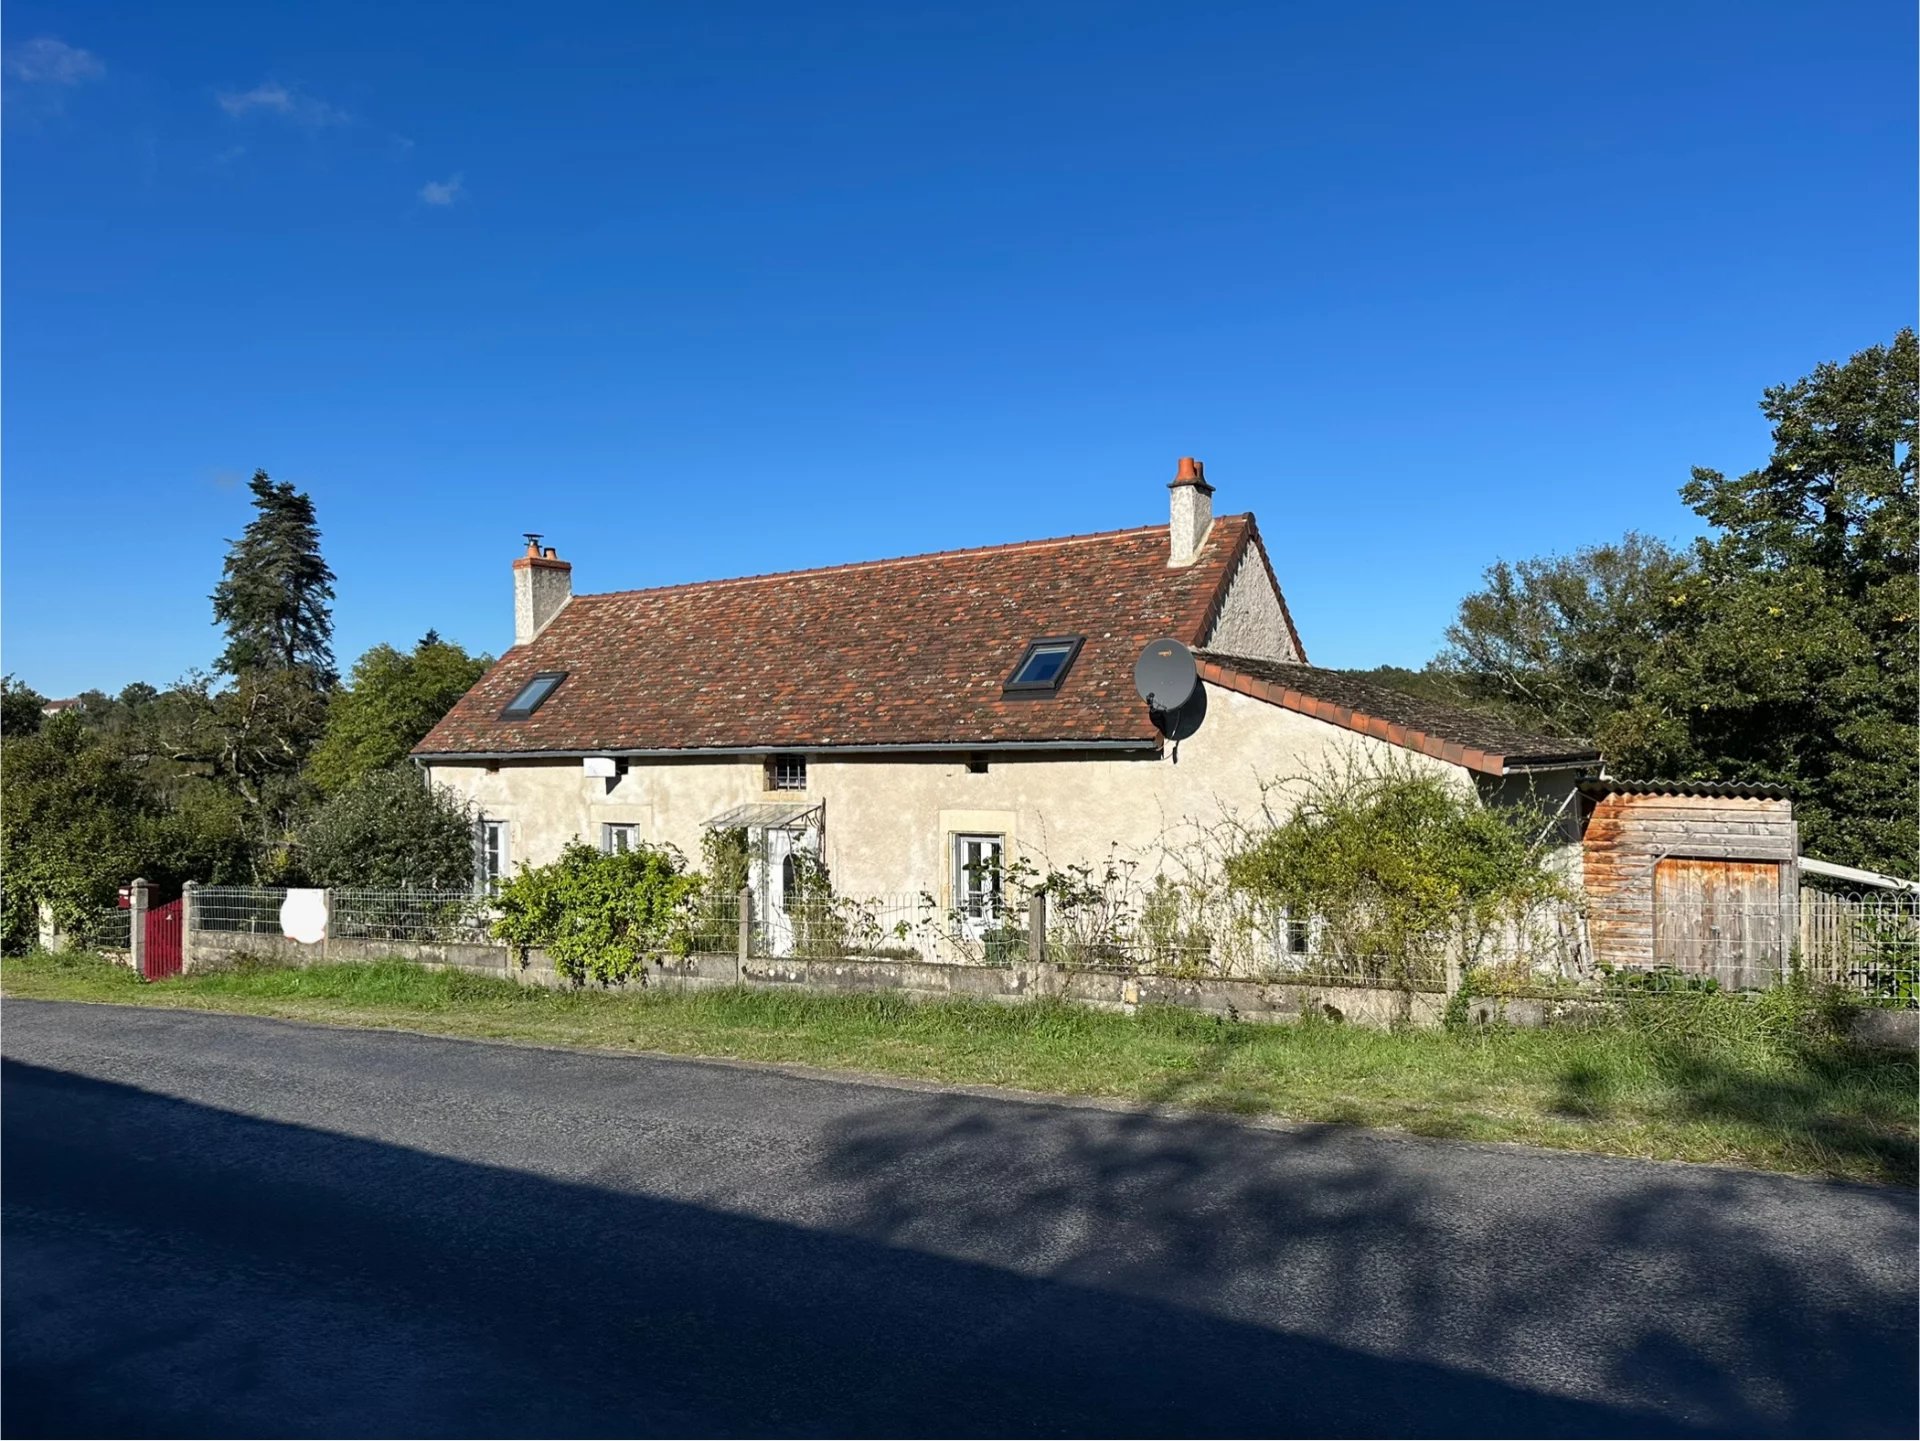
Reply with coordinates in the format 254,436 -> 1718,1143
758,827 -> 798,956
954,834 -> 1005,940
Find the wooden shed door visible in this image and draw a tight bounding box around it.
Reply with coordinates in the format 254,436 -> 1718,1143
1653,859 -> 1783,987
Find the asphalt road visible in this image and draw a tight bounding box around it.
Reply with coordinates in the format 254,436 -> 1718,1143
3,1001 -> 1914,1438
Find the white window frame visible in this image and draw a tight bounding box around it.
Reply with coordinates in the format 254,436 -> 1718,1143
766,755 -> 808,792
953,833 -> 1005,938
601,822 -> 639,855
479,819 -> 510,896
1272,905 -> 1317,963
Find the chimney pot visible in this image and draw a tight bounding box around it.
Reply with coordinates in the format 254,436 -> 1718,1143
1167,457 -> 1215,567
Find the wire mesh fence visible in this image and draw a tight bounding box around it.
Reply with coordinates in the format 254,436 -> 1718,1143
192,886 -> 494,945
329,889 -> 494,944
1036,897 -> 1591,991
1796,889 -> 1918,1006
68,906 -> 133,952
750,894 -> 944,961
192,887 -> 286,936
166,878 -> 1918,1007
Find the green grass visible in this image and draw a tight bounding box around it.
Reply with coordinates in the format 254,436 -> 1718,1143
6,949 -> 1914,1186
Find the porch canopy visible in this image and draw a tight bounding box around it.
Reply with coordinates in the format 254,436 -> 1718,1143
703,801 -> 822,832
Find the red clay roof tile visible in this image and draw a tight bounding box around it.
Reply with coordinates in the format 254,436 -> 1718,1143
416,517 -> 1258,757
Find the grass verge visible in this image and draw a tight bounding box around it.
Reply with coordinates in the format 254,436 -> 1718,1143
5,950 -> 1914,1185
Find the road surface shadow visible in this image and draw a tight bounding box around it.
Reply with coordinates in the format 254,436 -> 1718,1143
811,1050 -> 1917,1440
0,1055 -> 1745,1440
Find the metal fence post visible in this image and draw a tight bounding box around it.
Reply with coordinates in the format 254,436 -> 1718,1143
737,885 -> 752,982
1445,911 -> 1464,1000
129,878 -> 150,979
180,881 -> 198,974
1028,890 -> 1047,965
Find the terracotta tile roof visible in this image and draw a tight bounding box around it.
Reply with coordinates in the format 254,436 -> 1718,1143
1198,653 -> 1603,775
416,518 -> 1262,757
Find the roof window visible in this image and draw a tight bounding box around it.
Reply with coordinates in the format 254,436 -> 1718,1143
1003,636 -> 1083,697
500,671 -> 566,719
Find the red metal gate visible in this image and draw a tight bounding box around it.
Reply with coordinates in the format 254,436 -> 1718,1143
144,898 -> 183,980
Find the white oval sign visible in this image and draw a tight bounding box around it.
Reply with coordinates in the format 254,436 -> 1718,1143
280,889 -> 329,945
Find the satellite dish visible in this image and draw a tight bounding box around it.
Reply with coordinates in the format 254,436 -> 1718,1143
1134,638 -> 1198,715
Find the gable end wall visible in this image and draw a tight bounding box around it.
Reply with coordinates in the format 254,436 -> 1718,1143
1203,540 -> 1300,663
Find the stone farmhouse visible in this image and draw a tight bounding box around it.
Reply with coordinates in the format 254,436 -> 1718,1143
415,459 -> 1604,945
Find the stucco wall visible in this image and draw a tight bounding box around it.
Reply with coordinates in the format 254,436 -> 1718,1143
1202,544 -> 1299,663
425,686 -> 1471,903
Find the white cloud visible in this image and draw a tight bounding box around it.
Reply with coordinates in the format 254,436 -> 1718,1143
418,173 -> 464,206
5,37 -> 105,85
217,82 -> 348,128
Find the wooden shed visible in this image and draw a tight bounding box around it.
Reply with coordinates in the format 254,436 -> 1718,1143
1580,780 -> 1797,989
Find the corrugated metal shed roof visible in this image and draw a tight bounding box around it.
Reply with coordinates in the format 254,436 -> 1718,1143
1580,778 -> 1792,800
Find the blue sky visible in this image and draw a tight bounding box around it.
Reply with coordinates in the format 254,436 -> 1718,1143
4,1 -> 1913,697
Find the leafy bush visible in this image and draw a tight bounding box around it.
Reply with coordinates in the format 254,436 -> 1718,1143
1224,754 -> 1569,985
1,715 -> 168,952
294,765 -> 475,888
490,840 -> 700,984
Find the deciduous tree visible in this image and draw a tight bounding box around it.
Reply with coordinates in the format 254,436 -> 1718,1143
306,635 -> 489,794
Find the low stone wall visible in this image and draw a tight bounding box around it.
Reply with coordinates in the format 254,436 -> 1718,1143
187,929 -> 1445,1029
1847,1007 -> 1920,1052
192,928 -> 514,979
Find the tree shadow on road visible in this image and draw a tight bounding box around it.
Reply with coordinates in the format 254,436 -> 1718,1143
4,1037 -> 1916,1440
0,1056 -> 1715,1440
812,1044 -> 1917,1440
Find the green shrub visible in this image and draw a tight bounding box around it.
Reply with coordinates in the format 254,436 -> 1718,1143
1225,754 -> 1568,985
490,840 -> 700,985
294,765 -> 475,889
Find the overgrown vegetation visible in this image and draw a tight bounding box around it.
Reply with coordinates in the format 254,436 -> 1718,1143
298,766 -> 476,890
1224,755 -> 1570,986
1,476 -> 492,949
7,949 -> 1912,1185
490,841 -> 702,984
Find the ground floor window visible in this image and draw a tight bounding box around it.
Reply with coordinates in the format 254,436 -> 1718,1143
1284,910 -> 1312,955
953,833 -> 1005,936
602,823 -> 638,855
478,819 -> 510,896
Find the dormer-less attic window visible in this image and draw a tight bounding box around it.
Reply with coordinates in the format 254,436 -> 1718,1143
1003,636 -> 1084,697
500,671 -> 566,720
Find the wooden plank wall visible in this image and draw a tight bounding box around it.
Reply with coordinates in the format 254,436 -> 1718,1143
1583,792 -> 1795,973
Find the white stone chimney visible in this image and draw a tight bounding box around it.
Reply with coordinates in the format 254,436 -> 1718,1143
1167,456 -> 1214,567
512,534 -> 572,646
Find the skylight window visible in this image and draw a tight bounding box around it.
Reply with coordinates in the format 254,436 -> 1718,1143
499,671 -> 566,719
1003,636 -> 1084,697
